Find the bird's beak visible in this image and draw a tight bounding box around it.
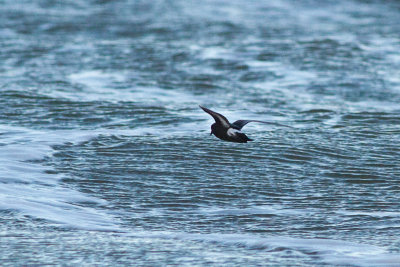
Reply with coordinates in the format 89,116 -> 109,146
210,131 -> 213,136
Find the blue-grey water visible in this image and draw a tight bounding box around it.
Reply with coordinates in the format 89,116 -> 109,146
1,0 -> 400,266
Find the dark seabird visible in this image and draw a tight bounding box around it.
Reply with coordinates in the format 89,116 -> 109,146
200,105 -> 291,143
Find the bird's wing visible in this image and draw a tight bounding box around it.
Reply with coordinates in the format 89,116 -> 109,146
231,120 -> 294,130
199,106 -> 230,128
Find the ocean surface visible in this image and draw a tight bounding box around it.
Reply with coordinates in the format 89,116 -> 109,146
1,0 -> 400,266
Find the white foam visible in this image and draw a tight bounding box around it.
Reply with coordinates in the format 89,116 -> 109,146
0,121 -> 212,230
0,2 -> 98,17
248,61 -> 400,113
0,124 -> 122,231
325,254 -> 400,267
200,47 -> 232,60
46,70 -> 197,105
127,231 -> 400,266
337,210 -> 400,218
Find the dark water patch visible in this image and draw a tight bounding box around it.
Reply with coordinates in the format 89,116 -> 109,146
239,71 -> 278,82
342,112 -> 400,123
300,109 -> 335,114
256,50 -> 281,62
208,59 -> 249,72
298,38 -> 362,58
280,153 -> 313,162
345,179 -> 387,184
0,90 -> 179,129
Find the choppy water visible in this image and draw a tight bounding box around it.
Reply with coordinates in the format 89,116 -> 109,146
1,0 -> 400,266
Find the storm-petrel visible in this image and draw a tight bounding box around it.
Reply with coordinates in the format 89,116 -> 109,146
200,105 -> 291,143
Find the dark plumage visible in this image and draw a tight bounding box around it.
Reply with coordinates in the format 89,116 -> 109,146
199,105 -> 291,143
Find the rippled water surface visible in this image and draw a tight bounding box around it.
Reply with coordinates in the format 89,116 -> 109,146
1,0 -> 400,266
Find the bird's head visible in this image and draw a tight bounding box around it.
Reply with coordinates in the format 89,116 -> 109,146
210,123 -> 217,136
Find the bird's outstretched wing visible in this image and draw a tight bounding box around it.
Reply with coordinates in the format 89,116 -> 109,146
231,120 -> 293,130
199,106 -> 230,128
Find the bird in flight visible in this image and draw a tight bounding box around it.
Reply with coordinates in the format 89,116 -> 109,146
199,105 -> 291,143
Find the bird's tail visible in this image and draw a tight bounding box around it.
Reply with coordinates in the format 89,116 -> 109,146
237,132 -> 253,143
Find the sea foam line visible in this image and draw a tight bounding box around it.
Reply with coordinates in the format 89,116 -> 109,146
0,124 -> 122,231
126,231 -> 400,267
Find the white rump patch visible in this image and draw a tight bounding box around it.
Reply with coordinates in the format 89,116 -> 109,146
227,128 -> 241,137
